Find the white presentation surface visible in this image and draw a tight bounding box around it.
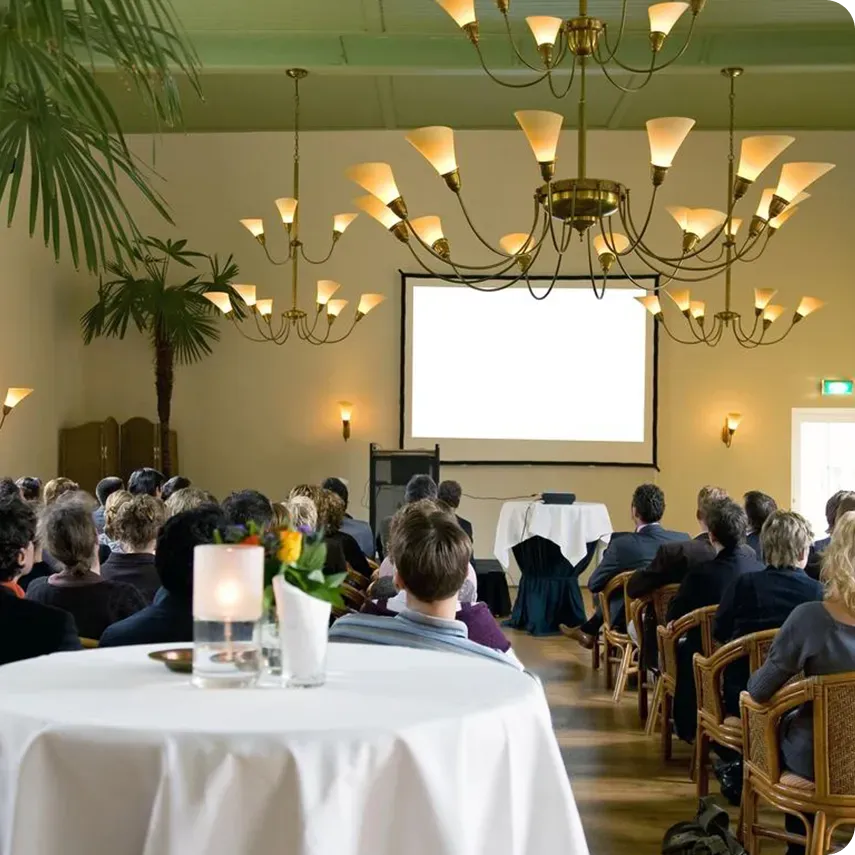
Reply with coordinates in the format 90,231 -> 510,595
401,276 -> 657,465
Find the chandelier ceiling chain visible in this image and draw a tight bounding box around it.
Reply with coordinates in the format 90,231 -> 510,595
204,69 -> 385,345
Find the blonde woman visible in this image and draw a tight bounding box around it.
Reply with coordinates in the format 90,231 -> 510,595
748,510 -> 855,852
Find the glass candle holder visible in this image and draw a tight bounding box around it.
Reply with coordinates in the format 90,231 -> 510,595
192,544 -> 264,688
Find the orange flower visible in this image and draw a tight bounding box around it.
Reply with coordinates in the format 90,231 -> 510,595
278,529 -> 303,564
241,534 -> 261,546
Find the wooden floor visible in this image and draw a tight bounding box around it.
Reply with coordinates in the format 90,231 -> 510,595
508,629 -> 723,855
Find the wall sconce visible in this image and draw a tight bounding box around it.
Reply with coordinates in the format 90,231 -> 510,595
338,401 -> 353,442
0,388 -> 34,431
721,412 -> 742,448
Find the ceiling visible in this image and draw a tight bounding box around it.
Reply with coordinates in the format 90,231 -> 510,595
100,0 -> 855,132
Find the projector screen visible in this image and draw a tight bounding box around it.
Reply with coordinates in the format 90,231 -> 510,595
400,273 -> 659,466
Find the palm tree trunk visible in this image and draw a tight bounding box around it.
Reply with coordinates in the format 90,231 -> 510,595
154,323 -> 174,476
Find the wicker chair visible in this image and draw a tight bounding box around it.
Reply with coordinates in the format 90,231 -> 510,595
655,605 -> 718,761
742,672 -> 855,855
345,567 -> 370,592
692,628 -> 779,798
598,571 -> 637,703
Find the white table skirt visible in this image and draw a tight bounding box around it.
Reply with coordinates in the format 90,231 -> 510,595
0,644 -> 588,855
494,501 -> 613,570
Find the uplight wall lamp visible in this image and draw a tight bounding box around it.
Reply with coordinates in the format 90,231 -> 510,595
721,412 -> 741,448
0,388 -> 33,432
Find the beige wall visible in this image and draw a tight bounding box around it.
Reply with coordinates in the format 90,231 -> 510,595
72,127 -> 854,555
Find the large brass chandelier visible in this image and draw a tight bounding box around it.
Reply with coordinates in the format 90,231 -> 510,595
204,69 -> 384,345
435,0 -> 705,98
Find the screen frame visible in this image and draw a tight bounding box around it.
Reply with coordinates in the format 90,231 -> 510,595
398,270 -> 660,470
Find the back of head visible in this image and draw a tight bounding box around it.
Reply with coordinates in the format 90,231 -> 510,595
113,494 -> 166,550
706,498 -> 747,551
128,468 -> 165,497
40,498 -> 97,576
222,489 -> 274,529
632,483 -> 665,525
166,487 -> 216,518
743,491 -> 778,534
283,495 -> 318,531
95,476 -> 124,507
321,477 -> 349,509
391,508 -> 470,603
761,509 -> 813,569
104,490 -> 133,541
44,477 -> 79,507
696,485 -> 728,528
317,489 -> 345,532
404,474 -> 438,505
0,495 -> 37,581
832,492 -> 855,530
156,504 -> 225,600
16,477 -> 42,504
388,499 -> 440,557
290,484 -> 323,506
161,475 -> 191,503
822,511 -> 855,612
0,478 -> 19,500
437,480 -> 463,511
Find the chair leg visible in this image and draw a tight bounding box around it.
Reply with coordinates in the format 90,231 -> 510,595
646,677 -> 663,737
638,666 -> 649,723
592,634 -> 600,671
808,811 -> 827,855
605,641 -> 614,690
694,729 -> 710,795
740,777 -> 755,850
613,644 -> 633,704
661,693 -> 673,761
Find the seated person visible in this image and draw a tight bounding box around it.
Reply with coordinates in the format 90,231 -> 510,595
715,509 -> 823,717
743,490 -> 777,563
161,475 -> 191,503
747,510 -> 855,854
0,477 -> 20,499
376,474 -> 438,559
282,494 -> 318,530
0,495 -> 80,663
318,489 -> 372,577
19,531 -> 52,592
128,467 -> 165,498
43,477 -> 79,506
438,479 -> 473,542
322,477 -> 374,558
101,493 -> 166,603
99,489 -> 132,564
331,506 -> 520,668
562,483 -> 689,649
93,476 -> 123,534
16,476 -> 42,507
100,504 -> 225,647
166,486 -> 217,517
26,497 -> 146,640
807,491 -> 855,579
668,497 -> 763,741
222,489 -> 274,529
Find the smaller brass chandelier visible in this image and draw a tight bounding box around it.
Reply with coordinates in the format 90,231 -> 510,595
436,0 -> 705,99
635,69 -> 825,348
205,69 -> 384,345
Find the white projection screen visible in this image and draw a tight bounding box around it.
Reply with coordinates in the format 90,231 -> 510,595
400,273 -> 659,466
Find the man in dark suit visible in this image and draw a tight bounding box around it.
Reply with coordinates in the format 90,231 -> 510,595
100,504 -> 225,647
560,483 -> 689,648
0,495 -> 80,664
742,490 -> 777,563
438,480 -> 473,542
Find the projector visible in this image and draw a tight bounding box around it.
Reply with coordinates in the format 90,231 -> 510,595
541,492 -> 577,505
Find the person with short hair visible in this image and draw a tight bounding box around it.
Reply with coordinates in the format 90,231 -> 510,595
15,477 -> 42,505
93,476 -> 124,534
128,467 -> 165,498
0,495 -> 80,663
100,505 -> 225,647
319,489 -> 372,577
376,474 -> 439,559
25,498 -> 145,640
43,477 -> 79,506
0,478 -> 20,500
166,487 -> 216,518
221,489 -> 274,529
161,475 -> 191,503
562,484 -> 689,648
100,494 -> 166,603
743,490 -> 778,562
331,508 -> 521,667
322,477 -> 374,558
437,480 -> 473,542
281,495 -> 318,530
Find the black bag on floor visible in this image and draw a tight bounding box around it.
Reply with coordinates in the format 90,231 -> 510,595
662,797 -> 746,855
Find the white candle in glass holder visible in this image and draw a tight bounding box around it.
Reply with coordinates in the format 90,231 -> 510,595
193,544 -> 264,622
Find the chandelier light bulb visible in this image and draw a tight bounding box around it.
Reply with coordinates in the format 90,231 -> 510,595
436,0 -> 476,28
406,126 -> 458,177
769,205 -> 800,231
646,117 -> 695,169
326,299 -> 349,319
689,300 -> 706,320
725,218 -> 742,237
526,16 -> 563,46
316,280 -> 341,306
648,3 -> 689,36
3,387 -> 33,409
256,299 -> 273,317
239,218 -> 265,238
636,295 -> 662,317
736,136 -> 795,183
274,197 -> 298,224
499,233 -> 532,255
354,195 -> 402,229
666,206 -> 691,231
796,296 -> 824,319
755,189 -> 775,221
333,213 -> 358,235
232,284 -> 257,307
346,163 -> 402,206
667,289 -> 692,312
685,208 -> 726,240
203,292 -> 233,314
763,304 -> 785,324
593,233 -> 630,256
357,293 -> 386,316
753,289 -> 777,311
515,110 -> 563,165
410,216 -> 445,246
774,162 -> 835,203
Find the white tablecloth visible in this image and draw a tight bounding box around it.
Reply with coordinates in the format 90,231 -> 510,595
0,644 -> 588,855
494,501 -> 613,570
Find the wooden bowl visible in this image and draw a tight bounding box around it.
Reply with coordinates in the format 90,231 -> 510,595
148,648 -> 193,674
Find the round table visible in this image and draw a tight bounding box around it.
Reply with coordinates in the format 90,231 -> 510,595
0,644 -> 588,855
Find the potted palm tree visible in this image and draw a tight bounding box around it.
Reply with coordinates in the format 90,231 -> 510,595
0,0 -> 201,272
81,237 -> 244,475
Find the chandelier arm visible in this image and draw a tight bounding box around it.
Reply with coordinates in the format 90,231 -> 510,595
229,314 -> 279,344
735,232 -> 772,265
298,240 -> 337,265
404,239 -> 527,287
260,242 -> 292,266
501,11 -> 552,72
605,238 -> 679,291
560,217 -> 576,254
732,315 -> 762,348
606,14 -> 698,76
695,242 -> 727,264
596,55 -> 656,93
302,307 -> 327,338
472,40 -> 551,89
305,315 -> 360,345
454,192 -> 544,258
754,322 -> 797,347
595,0 -> 630,65
657,316 -> 707,346
526,236 -> 569,301
546,53 -> 578,99
544,183 -> 571,254
612,184 -> 659,253
585,233 -> 608,300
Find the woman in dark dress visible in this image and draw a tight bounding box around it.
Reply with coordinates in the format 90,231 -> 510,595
26,497 -> 145,640
318,489 -> 371,577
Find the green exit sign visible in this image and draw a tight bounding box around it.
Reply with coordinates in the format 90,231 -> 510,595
822,379 -> 854,396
